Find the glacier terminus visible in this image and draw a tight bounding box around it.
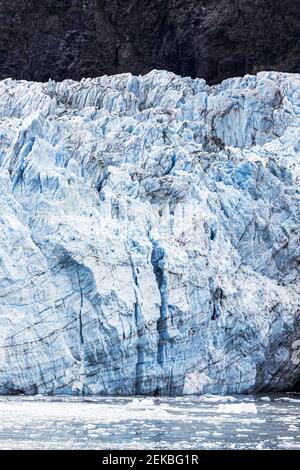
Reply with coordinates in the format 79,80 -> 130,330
0,70 -> 299,396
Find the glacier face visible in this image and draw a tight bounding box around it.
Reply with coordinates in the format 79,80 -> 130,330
0,70 -> 299,395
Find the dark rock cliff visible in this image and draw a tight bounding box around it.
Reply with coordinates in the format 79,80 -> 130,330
0,0 -> 299,83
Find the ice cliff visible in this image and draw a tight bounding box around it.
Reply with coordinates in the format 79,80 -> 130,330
0,70 -> 299,395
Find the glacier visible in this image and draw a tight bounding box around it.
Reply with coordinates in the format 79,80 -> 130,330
0,70 -> 299,395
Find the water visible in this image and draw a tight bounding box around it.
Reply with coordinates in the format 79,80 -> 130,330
0,394 -> 299,450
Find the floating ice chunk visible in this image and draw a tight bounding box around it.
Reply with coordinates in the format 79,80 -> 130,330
274,397 -> 299,402
126,398 -> 156,408
258,397 -> 271,402
216,403 -> 258,414
200,395 -> 238,403
288,425 -> 298,431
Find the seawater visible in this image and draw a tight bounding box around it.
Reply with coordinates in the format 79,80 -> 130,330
0,394 -> 299,449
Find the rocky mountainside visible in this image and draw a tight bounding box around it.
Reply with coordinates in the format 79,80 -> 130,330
0,0 -> 299,84
0,70 -> 299,395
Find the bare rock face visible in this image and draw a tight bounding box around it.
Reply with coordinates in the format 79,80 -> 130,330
0,0 -> 299,83
0,70 -> 299,395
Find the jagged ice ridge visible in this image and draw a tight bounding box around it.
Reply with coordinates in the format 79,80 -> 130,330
0,70 -> 299,395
